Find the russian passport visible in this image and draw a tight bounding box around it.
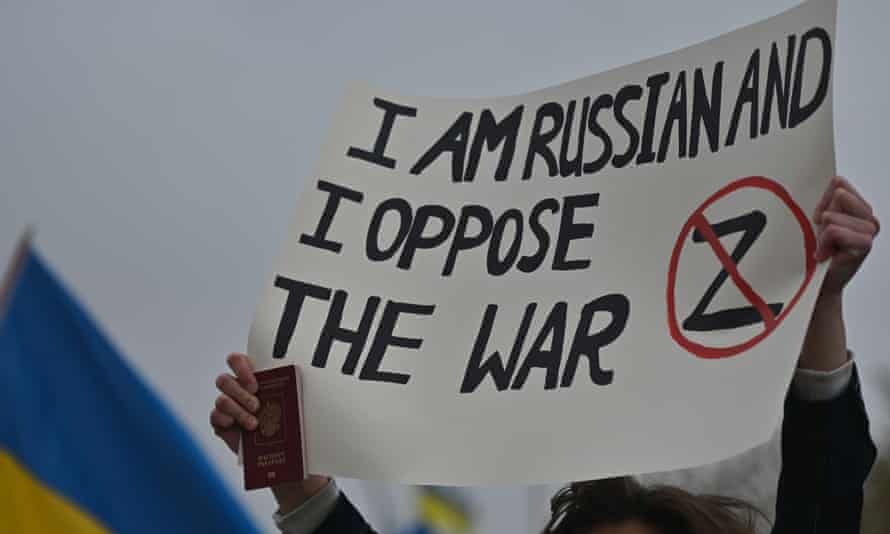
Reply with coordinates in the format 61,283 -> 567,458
242,365 -> 306,490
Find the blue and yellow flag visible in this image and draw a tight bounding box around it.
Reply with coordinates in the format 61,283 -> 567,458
404,486 -> 473,534
0,236 -> 260,534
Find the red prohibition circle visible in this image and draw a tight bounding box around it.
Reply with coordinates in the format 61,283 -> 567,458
666,176 -> 817,359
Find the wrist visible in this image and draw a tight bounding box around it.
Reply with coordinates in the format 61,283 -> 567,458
271,475 -> 331,515
814,289 -> 843,313
798,291 -> 847,371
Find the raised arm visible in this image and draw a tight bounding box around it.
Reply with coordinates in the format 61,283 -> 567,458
773,176 -> 880,533
210,353 -> 373,533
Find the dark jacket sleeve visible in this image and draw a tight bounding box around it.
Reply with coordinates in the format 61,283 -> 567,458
772,367 -> 877,533
313,494 -> 377,534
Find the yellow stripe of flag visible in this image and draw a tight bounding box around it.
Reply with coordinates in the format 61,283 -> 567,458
418,491 -> 470,533
0,450 -> 111,534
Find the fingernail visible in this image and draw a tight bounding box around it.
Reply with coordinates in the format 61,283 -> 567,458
249,396 -> 260,413
247,416 -> 258,429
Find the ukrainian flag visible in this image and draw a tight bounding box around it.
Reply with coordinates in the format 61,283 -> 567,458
0,235 -> 260,534
405,487 -> 473,534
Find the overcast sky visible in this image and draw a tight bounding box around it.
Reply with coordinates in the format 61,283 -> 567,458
2,1 -> 887,532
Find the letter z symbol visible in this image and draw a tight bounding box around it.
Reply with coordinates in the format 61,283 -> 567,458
683,210 -> 783,332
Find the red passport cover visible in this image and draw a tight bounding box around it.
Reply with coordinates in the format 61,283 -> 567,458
243,365 -> 306,490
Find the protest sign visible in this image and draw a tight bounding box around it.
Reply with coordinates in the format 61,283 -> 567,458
248,0 -> 837,484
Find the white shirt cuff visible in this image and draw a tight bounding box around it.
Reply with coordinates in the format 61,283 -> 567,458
792,351 -> 855,401
274,479 -> 340,534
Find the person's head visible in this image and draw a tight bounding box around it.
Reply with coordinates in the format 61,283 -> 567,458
542,477 -> 762,534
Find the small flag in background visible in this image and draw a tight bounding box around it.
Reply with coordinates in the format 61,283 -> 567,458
0,234 -> 260,534
404,486 -> 473,534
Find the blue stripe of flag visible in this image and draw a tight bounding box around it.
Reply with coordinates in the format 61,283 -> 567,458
0,247 -> 260,533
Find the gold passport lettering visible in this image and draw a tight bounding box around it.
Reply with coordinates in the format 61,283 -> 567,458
258,452 -> 286,468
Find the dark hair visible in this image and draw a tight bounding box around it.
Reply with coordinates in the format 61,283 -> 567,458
543,477 -> 764,534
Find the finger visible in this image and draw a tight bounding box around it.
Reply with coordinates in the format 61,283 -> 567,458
821,178 -> 880,232
210,409 -> 235,429
215,394 -> 258,430
215,373 -> 259,413
820,211 -> 879,237
833,176 -> 872,213
813,176 -> 840,222
827,188 -> 873,222
227,353 -> 258,394
815,224 -> 874,261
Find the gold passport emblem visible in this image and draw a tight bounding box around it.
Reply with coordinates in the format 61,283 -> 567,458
258,400 -> 282,438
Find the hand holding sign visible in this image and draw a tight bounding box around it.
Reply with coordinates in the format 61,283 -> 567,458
793,177 -> 880,373
813,176 -> 880,296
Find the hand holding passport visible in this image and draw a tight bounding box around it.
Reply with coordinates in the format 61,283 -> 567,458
211,353 -> 323,513
242,365 -> 307,490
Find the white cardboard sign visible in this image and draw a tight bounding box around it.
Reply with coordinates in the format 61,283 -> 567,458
248,0 -> 836,484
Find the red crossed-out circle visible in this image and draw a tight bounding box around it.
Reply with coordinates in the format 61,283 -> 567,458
666,176 -> 817,359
